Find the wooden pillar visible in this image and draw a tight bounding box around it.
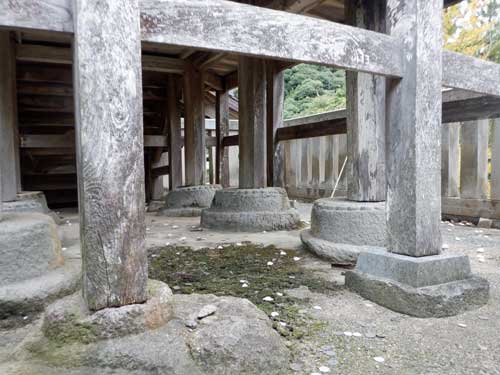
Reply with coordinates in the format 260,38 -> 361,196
346,0 -> 386,202
460,120 -> 489,199
167,75 -> 183,190
215,90 -> 230,187
386,0 -> 443,257
491,119 -> 500,200
238,56 -> 266,189
0,31 -> 20,202
441,122 -> 460,197
266,61 -> 285,187
73,0 -> 147,310
337,134 -> 348,193
184,61 -> 206,186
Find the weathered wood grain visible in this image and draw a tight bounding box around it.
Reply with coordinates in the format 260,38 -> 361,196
443,51 -> 500,98
73,0 -> 147,310
460,120 -> 489,199
183,61 -> 206,186
0,31 -> 20,202
216,90 -> 230,187
266,61 -> 285,187
0,0 -> 73,33
492,119 -> 500,200
140,0 -> 404,77
238,56 -> 267,188
386,0 -> 443,257
20,134 -> 167,148
345,0 -> 386,202
166,75 -> 183,190
441,123 -> 460,197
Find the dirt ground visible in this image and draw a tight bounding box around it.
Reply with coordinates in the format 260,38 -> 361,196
1,202 -> 500,375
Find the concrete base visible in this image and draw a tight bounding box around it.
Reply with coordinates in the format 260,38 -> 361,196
301,198 -> 386,266
2,191 -> 60,224
159,185 -> 221,217
345,249 -> 490,317
0,213 -> 80,318
201,187 -> 301,232
43,280 -> 173,342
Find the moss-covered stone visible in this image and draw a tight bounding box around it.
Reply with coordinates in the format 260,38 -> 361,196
148,243 -> 339,339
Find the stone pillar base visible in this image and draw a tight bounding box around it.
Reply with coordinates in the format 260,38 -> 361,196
345,249 -> 489,318
0,213 -> 80,318
42,279 -> 173,342
301,198 -> 386,266
201,187 -> 301,232
159,185 -> 221,217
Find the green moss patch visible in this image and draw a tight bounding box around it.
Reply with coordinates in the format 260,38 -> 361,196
148,243 -> 338,339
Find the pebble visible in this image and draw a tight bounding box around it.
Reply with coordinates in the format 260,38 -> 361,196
217,246 -> 223,250
276,292 -> 284,297
172,225 -> 179,229
318,366 -> 330,373
442,244 -> 449,250
365,331 -> 376,338
241,283 -> 249,288
23,316 -> 28,320
290,363 -> 303,372
236,242 -> 243,246
267,261 -> 274,266
313,306 -> 322,310
293,257 -> 301,261
279,322 -> 287,327
167,233 -> 173,237
263,296 -> 274,302
239,279 -> 248,283
62,247 -> 67,252
455,237 -> 461,241
197,304 -> 217,319
344,331 -> 353,337
185,320 -> 197,329
270,312 -> 280,317
179,237 -> 187,241
477,248 -> 485,253
165,242 -> 171,246
280,251 -> 287,256
353,332 -> 362,337
146,227 -> 150,231
364,303 -> 374,308
457,323 -> 467,328
373,357 -> 385,363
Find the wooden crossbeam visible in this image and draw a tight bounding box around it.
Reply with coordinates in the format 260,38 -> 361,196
443,51 -> 500,98
20,134 -> 168,148
266,0 -> 325,13
3,0 -> 500,95
141,0 -> 404,77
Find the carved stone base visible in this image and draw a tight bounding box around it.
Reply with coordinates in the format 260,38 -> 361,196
301,198 -> 386,266
0,213 -> 80,318
201,187 -> 301,232
159,185 -> 221,217
345,249 -> 490,317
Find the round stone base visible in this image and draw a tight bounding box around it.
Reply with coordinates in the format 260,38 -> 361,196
0,213 -> 80,318
43,280 -> 174,342
301,198 -> 386,266
201,187 -> 301,232
301,229 -> 384,266
3,191 -> 50,214
159,185 -> 221,217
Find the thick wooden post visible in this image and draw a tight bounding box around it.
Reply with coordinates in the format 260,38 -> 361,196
346,0 -> 386,202
491,119 -> 500,200
386,0 -> 443,257
441,122 -> 460,197
73,0 -> 147,310
215,90 -> 230,187
460,120 -> 488,199
266,61 -> 285,187
238,56 -> 266,189
184,61 -> 206,186
0,31 -> 20,202
167,75 -> 182,190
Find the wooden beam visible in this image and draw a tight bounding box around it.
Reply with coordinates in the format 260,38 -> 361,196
152,165 -> 169,177
443,51 -> 500,97
277,118 -> 347,142
266,0 -> 325,13
224,71 -> 238,91
222,134 -> 238,147
140,0 -> 404,78
166,75 -> 183,190
20,134 -> 167,148
216,90 -> 230,187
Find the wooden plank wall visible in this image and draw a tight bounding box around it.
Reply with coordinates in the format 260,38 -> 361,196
17,49 -> 171,206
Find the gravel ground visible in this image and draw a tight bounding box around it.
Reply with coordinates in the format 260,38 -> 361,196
1,202 -> 499,375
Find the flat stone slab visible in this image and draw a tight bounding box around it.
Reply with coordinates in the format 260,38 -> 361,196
159,185 -> 221,217
346,250 -> 489,317
0,213 -> 63,284
43,280 -> 173,342
301,229 -> 384,266
20,293 -> 290,375
201,188 -> 301,232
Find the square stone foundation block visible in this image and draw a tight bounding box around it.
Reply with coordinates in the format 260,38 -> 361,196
346,250 -> 489,318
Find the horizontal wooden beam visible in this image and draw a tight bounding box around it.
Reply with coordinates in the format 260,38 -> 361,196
141,0 -> 404,77
222,135 -> 238,147
443,51 -> 500,97
151,165 -> 169,177
20,134 -> 168,148
277,117 -> 347,142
